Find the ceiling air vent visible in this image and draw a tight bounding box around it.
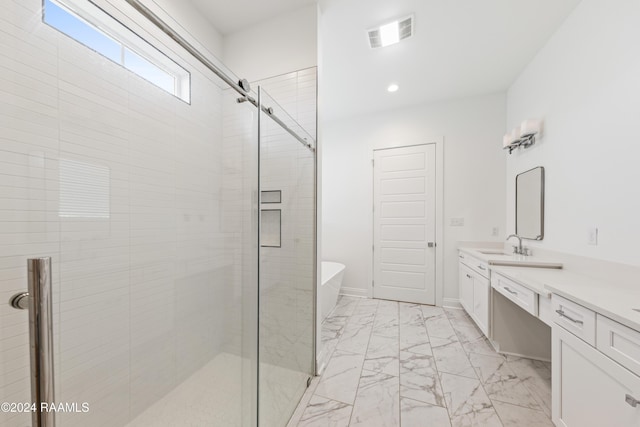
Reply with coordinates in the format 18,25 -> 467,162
367,15 -> 414,49
398,16 -> 413,40
368,29 -> 382,49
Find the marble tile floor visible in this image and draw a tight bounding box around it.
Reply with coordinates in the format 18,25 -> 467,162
289,296 -> 553,427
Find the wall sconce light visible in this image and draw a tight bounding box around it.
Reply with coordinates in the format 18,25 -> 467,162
503,119 -> 542,154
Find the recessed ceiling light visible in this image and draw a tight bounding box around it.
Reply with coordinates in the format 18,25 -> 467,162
368,16 -> 414,49
387,84 -> 399,93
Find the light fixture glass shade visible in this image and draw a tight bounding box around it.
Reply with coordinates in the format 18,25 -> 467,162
387,83 -> 399,92
520,119 -> 542,137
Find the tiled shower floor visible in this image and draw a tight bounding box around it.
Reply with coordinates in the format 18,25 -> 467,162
125,352 -> 306,427
125,353 -> 244,427
288,296 -> 554,427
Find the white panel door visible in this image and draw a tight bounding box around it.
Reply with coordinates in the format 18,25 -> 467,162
373,144 -> 436,304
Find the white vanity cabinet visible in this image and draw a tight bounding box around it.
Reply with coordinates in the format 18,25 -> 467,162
473,275 -> 490,335
458,251 -> 490,336
459,262 -> 474,314
552,296 -> 640,427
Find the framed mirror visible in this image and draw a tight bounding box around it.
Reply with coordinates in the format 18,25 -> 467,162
516,166 -> 545,240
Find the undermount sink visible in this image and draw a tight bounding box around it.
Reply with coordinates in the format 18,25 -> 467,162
465,249 -> 564,269
489,260 -> 563,269
477,250 -> 511,255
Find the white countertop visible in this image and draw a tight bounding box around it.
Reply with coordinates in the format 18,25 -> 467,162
542,271 -> 640,333
459,247 -> 563,269
459,247 -> 640,333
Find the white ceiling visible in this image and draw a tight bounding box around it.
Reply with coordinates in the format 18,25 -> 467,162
319,0 -> 582,121
187,0 -> 582,121
189,0 -> 317,34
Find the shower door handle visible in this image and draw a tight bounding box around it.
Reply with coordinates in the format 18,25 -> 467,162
9,257 -> 56,427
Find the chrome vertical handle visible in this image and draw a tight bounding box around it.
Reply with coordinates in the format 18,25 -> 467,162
28,257 -> 56,427
10,258 -> 56,426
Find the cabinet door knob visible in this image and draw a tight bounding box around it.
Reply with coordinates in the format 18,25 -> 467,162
626,394 -> 640,408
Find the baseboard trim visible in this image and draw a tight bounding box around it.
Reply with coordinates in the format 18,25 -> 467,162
442,298 -> 462,309
339,287 -> 368,298
492,346 -> 552,363
316,343 -> 335,376
316,353 -> 328,376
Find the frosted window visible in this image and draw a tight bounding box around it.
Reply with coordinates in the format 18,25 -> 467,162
43,0 -> 189,102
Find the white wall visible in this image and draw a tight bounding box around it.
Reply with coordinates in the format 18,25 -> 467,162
322,93 -> 507,305
223,5 -> 318,82
148,0 -> 223,57
506,0 -> 640,266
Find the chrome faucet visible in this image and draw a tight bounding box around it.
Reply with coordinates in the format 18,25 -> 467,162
507,234 -> 526,255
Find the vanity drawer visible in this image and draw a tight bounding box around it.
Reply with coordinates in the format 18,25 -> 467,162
471,259 -> 490,279
597,314 -> 640,377
459,253 -> 489,279
491,273 -> 537,316
552,294 -> 596,346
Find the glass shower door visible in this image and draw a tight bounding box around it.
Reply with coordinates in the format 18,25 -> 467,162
0,1 -> 259,426
258,88 -> 316,426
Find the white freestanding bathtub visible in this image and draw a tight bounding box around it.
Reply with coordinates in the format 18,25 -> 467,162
320,262 -> 345,322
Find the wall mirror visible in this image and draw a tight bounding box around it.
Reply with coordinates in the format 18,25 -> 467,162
516,166 -> 545,240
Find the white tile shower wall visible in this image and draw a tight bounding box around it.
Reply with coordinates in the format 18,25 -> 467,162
254,68 -> 317,140
221,88 -> 259,360
221,87 -> 260,427
0,1 -> 257,426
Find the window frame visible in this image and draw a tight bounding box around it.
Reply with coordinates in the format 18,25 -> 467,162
43,0 -> 191,103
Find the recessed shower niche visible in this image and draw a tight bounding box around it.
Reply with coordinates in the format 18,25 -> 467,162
261,190 -> 283,248
261,209 -> 282,248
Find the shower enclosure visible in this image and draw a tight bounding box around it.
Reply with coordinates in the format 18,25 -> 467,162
0,0 -> 316,426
